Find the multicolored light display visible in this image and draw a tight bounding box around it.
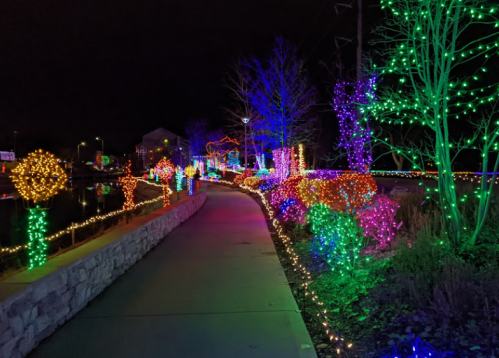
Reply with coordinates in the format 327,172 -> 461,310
298,143 -> 306,174
322,174 -> 377,214
10,150 -> 68,269
155,159 -> 175,206
119,161 -> 138,210
227,150 -> 240,169
11,149 -> 68,204
297,179 -> 326,207
175,165 -> 184,192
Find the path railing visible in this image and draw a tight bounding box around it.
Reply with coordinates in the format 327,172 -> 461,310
0,179 -> 202,277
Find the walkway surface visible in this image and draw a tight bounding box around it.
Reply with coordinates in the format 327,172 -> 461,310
29,184 -> 316,358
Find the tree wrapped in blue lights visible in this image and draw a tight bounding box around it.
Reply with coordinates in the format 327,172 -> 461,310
242,37 -> 317,150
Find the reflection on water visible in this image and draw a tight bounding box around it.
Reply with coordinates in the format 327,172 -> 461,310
0,180 -> 126,248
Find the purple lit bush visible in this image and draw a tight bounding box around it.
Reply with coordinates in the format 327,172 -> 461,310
357,195 -> 400,246
306,169 -> 341,180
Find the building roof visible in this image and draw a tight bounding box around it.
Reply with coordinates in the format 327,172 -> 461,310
143,128 -> 187,141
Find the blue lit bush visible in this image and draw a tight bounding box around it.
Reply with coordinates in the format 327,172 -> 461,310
382,335 -> 453,358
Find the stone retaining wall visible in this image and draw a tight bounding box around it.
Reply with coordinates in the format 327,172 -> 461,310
0,186 -> 207,358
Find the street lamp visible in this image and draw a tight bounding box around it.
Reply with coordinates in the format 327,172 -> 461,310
77,142 -> 86,161
13,131 -> 18,159
242,117 -> 250,169
96,137 -> 104,153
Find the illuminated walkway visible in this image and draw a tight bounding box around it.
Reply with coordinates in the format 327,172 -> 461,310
28,184 -> 316,358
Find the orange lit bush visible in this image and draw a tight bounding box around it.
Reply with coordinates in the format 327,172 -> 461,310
297,179 -> 326,207
244,176 -> 261,189
322,173 -> 377,213
280,175 -> 306,200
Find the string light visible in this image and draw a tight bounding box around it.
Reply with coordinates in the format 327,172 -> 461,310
357,195 -> 400,246
185,165 -> 196,195
298,143 -> 306,174
10,149 -> 68,203
27,206 -> 48,269
207,169 -> 354,353
206,136 -> 240,170
334,75 -> 376,173
10,149 -> 68,269
307,204 -> 366,276
237,181 -> 354,354
119,161 -> 138,210
175,165 -> 184,192
155,159 -> 175,206
227,149 -> 240,169
290,146 -> 298,175
0,178 -> 169,254
273,147 -> 291,182
297,179 -> 326,207
243,176 -> 261,188
322,174 -> 377,214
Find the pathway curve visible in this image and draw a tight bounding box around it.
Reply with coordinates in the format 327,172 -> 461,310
28,184 -> 316,358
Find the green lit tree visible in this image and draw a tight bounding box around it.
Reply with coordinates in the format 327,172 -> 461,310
370,0 -> 499,246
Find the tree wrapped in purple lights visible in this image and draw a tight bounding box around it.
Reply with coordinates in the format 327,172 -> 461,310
333,74 -> 377,173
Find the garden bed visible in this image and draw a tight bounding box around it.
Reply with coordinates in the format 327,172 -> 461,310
214,170 -> 499,358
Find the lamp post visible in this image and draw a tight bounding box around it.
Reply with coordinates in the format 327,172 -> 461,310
77,142 -> 86,162
242,117 -> 250,170
96,137 -> 104,153
13,131 -> 18,159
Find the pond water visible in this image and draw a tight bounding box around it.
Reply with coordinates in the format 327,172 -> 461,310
0,180 -> 127,248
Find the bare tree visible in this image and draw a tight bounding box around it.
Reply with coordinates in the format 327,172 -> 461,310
242,37 -> 318,150
185,119 -> 210,157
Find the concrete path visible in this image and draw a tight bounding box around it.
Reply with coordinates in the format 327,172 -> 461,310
29,184 -> 316,358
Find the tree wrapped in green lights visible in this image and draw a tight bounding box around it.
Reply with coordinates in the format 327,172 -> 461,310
10,150 -> 68,269
370,0 -> 499,246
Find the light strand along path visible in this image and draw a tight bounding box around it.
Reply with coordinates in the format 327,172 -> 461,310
28,184 -> 316,358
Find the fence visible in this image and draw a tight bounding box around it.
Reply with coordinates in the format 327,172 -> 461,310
0,180 -> 203,277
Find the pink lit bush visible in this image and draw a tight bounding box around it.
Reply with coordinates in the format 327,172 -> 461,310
357,195 -> 400,246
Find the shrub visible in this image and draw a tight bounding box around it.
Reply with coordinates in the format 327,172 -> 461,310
307,203 -> 366,275
381,335 -> 454,358
357,195 -> 400,247
243,176 -> 261,188
322,173 -> 377,213
364,235 -> 499,356
297,179 -> 325,207
280,175 -> 306,200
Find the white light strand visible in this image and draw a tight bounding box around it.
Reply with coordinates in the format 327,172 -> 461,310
1,178 -> 170,254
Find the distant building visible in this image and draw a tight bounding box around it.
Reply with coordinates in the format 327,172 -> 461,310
136,128 -> 191,170
0,151 -> 15,161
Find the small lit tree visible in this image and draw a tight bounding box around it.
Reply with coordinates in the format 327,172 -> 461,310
370,0 -> 499,246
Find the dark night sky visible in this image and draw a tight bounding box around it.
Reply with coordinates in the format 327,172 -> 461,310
0,0 -> 380,157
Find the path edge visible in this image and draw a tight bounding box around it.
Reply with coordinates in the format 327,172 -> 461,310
0,184 -> 207,358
